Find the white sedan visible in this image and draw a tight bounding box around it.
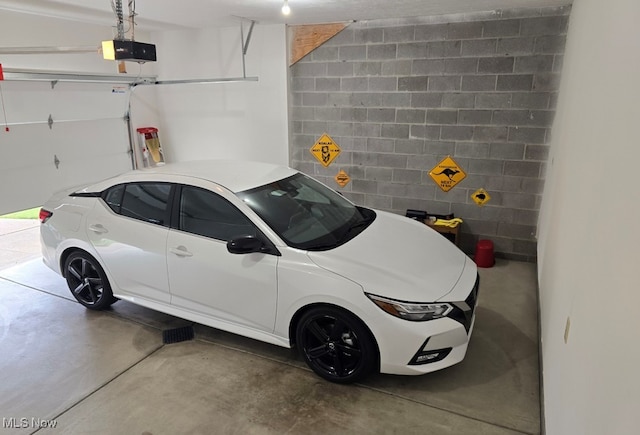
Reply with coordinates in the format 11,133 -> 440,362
40,160 -> 479,383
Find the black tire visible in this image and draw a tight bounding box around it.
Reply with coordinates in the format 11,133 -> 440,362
64,251 -> 117,310
296,306 -> 377,384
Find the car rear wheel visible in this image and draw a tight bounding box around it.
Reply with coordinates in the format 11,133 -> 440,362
296,306 -> 377,383
64,251 -> 117,310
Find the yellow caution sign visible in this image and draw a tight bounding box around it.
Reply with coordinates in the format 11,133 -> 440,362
429,156 -> 466,192
471,188 -> 491,206
334,170 -> 351,187
310,133 -> 341,167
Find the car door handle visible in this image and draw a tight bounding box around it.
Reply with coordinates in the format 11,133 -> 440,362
88,224 -> 108,234
170,246 -> 193,257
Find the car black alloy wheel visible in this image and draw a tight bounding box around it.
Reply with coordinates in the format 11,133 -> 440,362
64,251 -> 116,310
297,306 -> 377,383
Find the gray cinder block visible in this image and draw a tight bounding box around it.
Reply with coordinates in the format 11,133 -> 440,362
447,22 -> 483,39
398,42 -> 428,59
429,76 -> 462,91
440,126 -> 474,141
445,58 -> 479,74
461,39 -> 498,57
354,62 -> 383,77
459,110 -> 493,125
475,93 -> 513,108
415,23 -> 448,41
384,26 -> 416,42
368,44 -> 398,60
394,139 -> 424,154
411,92 -> 443,108
381,124 -> 410,138
478,57 -> 515,73
497,74 -> 533,91
497,37 -> 535,55
427,109 -> 458,124
514,55 -> 554,73
462,75 -> 497,91
442,93 -> 475,108
396,109 -> 427,124
368,108 -> 396,122
520,16 -> 569,36
482,19 -> 521,38
504,160 -> 542,177
399,76 -> 428,91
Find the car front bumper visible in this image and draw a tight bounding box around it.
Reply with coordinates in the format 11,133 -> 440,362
375,274 -> 479,376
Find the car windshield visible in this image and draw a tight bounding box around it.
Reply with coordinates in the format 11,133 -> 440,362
237,173 -> 375,251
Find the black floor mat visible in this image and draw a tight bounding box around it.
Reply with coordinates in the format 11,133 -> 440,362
162,325 -> 195,344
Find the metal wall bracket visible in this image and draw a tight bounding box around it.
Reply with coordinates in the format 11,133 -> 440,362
54,154 -> 60,169
51,80 -> 58,89
239,18 -> 257,79
242,20 -> 256,56
47,114 -> 53,129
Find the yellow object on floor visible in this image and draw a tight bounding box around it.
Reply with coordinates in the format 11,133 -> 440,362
432,218 -> 463,228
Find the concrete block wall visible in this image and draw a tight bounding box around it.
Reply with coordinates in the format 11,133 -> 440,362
289,6 -> 570,261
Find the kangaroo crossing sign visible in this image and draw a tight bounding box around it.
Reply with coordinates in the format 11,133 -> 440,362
429,156 -> 466,192
310,133 -> 341,167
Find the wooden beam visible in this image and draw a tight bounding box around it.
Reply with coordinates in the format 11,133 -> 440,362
290,23 -> 349,66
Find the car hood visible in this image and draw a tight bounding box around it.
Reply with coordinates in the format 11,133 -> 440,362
307,211 -> 468,302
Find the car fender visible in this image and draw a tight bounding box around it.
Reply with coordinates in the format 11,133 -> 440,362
273,253 -> 388,347
55,238 -> 102,276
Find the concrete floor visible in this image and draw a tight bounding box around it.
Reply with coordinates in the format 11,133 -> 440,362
0,221 -> 541,435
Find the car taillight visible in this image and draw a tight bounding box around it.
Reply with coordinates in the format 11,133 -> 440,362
39,209 -> 53,224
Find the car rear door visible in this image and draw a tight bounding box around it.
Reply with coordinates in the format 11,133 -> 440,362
86,182 -> 173,303
166,184 -> 278,332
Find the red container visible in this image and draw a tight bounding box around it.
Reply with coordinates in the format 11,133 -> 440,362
474,239 -> 495,268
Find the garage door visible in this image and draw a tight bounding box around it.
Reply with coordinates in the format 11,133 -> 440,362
0,79 -> 133,215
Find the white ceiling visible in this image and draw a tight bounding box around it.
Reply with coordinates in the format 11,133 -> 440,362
0,0 -> 570,30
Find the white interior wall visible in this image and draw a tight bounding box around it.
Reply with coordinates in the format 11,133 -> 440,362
537,0 -> 640,433
132,24 -> 289,166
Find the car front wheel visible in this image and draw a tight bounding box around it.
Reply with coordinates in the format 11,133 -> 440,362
296,306 -> 377,383
64,251 -> 117,310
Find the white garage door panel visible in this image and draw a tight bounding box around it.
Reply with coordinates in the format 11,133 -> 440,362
51,82 -> 129,120
0,80 -> 133,215
50,120 -> 131,187
0,81 -> 53,124
1,124 -> 53,170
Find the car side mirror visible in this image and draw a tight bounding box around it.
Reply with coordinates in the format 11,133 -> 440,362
227,235 -> 266,254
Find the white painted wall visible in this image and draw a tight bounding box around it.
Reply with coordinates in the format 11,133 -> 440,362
130,24 -> 289,166
537,0 -> 640,433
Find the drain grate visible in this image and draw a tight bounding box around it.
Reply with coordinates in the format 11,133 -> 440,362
162,325 -> 195,344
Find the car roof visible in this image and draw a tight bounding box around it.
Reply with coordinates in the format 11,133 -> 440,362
86,160 -> 299,193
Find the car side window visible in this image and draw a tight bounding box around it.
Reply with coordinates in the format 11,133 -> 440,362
119,183 -> 171,225
179,186 -> 257,241
103,184 -> 125,213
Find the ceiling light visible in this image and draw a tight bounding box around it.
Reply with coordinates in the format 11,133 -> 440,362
282,0 -> 291,15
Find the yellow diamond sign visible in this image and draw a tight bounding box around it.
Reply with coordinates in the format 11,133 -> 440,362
334,170 -> 351,187
310,133 -> 341,167
472,188 -> 491,206
429,156 -> 466,192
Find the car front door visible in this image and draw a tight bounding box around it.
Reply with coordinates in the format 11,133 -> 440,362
166,185 -> 278,332
86,182 -> 172,303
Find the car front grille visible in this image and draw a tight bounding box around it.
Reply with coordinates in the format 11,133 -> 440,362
446,274 -> 479,334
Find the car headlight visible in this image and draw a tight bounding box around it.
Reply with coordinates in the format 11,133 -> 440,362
366,294 -> 453,321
